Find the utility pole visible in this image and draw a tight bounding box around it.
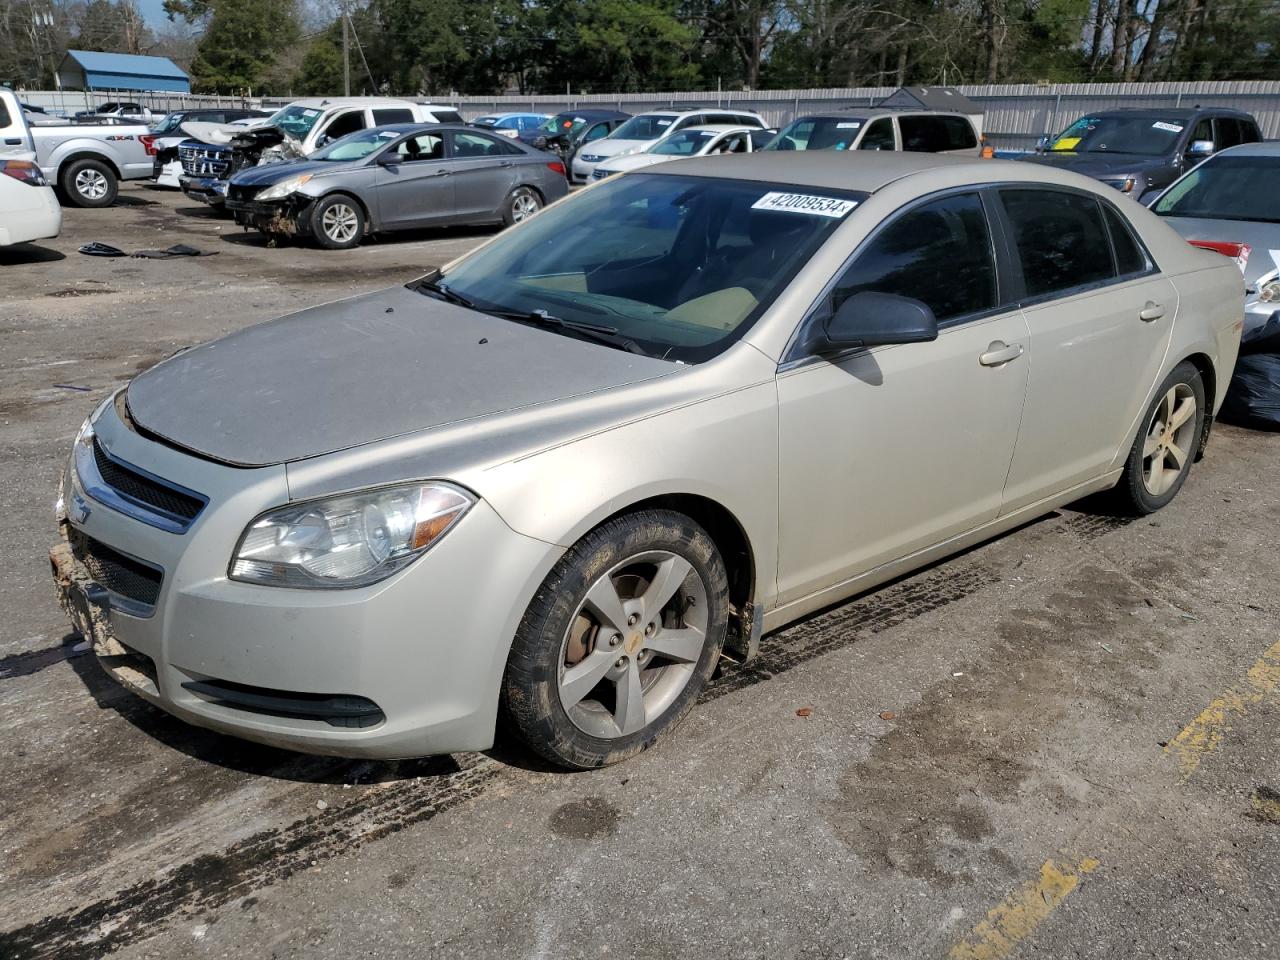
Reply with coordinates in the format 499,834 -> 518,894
341,1 -> 351,96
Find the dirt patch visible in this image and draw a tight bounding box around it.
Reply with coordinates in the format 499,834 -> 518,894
45,288 -> 117,299
548,796 -> 621,840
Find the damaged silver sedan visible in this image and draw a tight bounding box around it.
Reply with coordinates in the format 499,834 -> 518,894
52,153 -> 1243,768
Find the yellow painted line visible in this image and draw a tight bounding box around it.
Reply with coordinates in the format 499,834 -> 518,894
1165,639 -> 1280,779
948,856 -> 1100,960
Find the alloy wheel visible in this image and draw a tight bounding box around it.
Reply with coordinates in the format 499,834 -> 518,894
1142,382 -> 1197,496
75,169 -> 108,201
511,192 -> 541,222
321,203 -> 359,244
557,550 -> 710,739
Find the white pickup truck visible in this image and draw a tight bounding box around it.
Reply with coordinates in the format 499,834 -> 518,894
1,87 -> 153,207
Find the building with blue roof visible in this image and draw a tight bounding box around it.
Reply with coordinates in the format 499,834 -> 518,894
56,50 -> 191,94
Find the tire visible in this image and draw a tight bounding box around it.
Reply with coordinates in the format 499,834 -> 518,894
502,186 -> 542,226
1116,361 -> 1206,514
60,158 -> 117,208
309,194 -> 365,249
502,509 -> 729,769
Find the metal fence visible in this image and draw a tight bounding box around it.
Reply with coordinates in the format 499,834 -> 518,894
19,81 -> 1280,151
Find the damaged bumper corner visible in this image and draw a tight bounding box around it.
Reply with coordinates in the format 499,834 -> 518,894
226,197 -> 313,236
180,175 -> 229,206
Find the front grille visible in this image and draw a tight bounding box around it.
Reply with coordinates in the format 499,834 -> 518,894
227,184 -> 259,204
178,144 -> 230,178
70,530 -> 162,607
92,438 -> 204,523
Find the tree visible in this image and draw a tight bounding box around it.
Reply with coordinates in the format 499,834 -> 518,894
174,0 -> 300,94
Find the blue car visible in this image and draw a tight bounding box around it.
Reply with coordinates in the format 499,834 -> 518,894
472,113 -> 549,139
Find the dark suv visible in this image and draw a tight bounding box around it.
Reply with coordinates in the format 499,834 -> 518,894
1020,107 -> 1262,202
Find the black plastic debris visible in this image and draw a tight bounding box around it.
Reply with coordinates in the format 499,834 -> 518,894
1219,308 -> 1280,430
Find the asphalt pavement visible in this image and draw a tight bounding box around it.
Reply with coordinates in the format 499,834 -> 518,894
0,184 -> 1276,960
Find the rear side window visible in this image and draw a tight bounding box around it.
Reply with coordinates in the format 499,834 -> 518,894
1239,120 -> 1262,144
431,109 -> 463,124
1102,205 -> 1149,276
0,101 -> 11,128
1000,189 -> 1115,298
373,108 -> 414,125
830,192 -> 997,324
899,115 -> 976,152
1214,118 -> 1243,150
858,118 -> 894,150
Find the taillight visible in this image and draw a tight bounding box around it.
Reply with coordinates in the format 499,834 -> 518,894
546,161 -> 566,176
139,134 -> 158,156
0,159 -> 48,186
1188,239 -> 1251,272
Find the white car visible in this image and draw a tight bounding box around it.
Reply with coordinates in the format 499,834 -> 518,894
0,153 -> 61,246
592,125 -> 765,179
570,108 -> 766,183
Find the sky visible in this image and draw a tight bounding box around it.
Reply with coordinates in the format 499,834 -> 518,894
137,0 -> 170,28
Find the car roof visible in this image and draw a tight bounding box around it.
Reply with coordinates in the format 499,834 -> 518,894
793,110 -> 970,122
1084,107 -> 1256,120
673,124 -> 753,135
284,97 -> 422,109
555,109 -> 629,119
635,108 -> 762,118
366,122 -> 506,135
1212,141 -> 1280,157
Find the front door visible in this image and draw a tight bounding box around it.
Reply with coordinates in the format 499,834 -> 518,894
776,191 -> 1030,604
448,130 -> 519,220
373,132 -> 454,230
996,187 -> 1176,511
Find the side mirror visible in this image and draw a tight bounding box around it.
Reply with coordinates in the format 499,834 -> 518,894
1187,139 -> 1214,157
376,151 -> 399,166
808,291 -> 939,354
1035,135 -> 1050,153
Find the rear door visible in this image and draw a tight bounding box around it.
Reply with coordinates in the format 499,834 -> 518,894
373,131 -> 454,230
997,188 -> 1177,511
0,93 -> 33,159
447,130 -> 520,219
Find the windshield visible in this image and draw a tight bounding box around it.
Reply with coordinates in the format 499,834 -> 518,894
266,104 -> 326,140
651,130 -> 718,156
311,127 -> 402,162
474,116 -> 498,126
439,173 -> 865,363
1154,155 -> 1280,223
611,114 -> 678,141
152,113 -> 184,134
1049,115 -> 1187,155
765,117 -> 865,151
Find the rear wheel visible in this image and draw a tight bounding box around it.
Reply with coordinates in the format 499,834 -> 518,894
60,158 -> 117,208
1116,361 -> 1206,514
310,194 -> 364,249
502,510 -> 729,769
502,186 -> 542,226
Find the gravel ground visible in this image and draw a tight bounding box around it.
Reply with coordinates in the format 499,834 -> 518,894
0,184 -> 1277,960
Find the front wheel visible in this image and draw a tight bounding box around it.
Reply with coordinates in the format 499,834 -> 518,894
60,158 -> 117,208
502,186 -> 542,226
502,510 -> 729,769
1116,361 -> 1206,514
309,194 -> 365,249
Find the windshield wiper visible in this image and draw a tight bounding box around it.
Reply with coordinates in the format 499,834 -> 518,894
406,268 -> 475,309
491,308 -> 649,355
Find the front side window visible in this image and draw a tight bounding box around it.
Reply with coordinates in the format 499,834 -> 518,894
1000,189 -> 1114,298
265,104 -> 326,139
439,174 -> 866,363
319,110 -> 367,143
858,118 -> 895,151
390,132 -> 445,162
825,192 -> 997,325
651,130 -> 717,156
1153,154 -> 1280,224
582,122 -> 610,143
766,117 -> 864,151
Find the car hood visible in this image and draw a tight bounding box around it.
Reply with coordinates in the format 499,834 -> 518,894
1160,215 -> 1280,289
1019,151 -> 1168,179
125,285 -> 678,467
229,158 -> 349,187
580,139 -> 651,159
599,154 -> 671,173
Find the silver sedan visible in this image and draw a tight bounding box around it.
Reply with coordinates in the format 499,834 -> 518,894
225,123 -> 570,249
53,153 -> 1243,768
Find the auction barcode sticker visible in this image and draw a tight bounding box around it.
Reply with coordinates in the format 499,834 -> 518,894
752,192 -> 859,218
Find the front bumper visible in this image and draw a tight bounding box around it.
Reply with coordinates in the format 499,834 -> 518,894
570,156 -> 601,183
179,175 -> 228,206
151,159 -> 182,188
226,196 -> 311,235
50,399 -> 559,758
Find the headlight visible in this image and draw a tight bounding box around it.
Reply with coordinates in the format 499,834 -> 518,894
256,173 -> 313,201
230,482 -> 474,589
1258,277 -> 1280,303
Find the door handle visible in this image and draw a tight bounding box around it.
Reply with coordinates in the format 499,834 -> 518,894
979,340 -> 1024,367
4,138 -> 22,145
434,168 -> 451,176
499,161 -> 514,168
1139,301 -> 1165,322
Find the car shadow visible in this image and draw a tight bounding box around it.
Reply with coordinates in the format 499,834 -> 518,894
0,242 -> 66,265
64,640 -> 456,785
175,204 -> 228,220
218,222 -> 504,251
112,195 -> 158,208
